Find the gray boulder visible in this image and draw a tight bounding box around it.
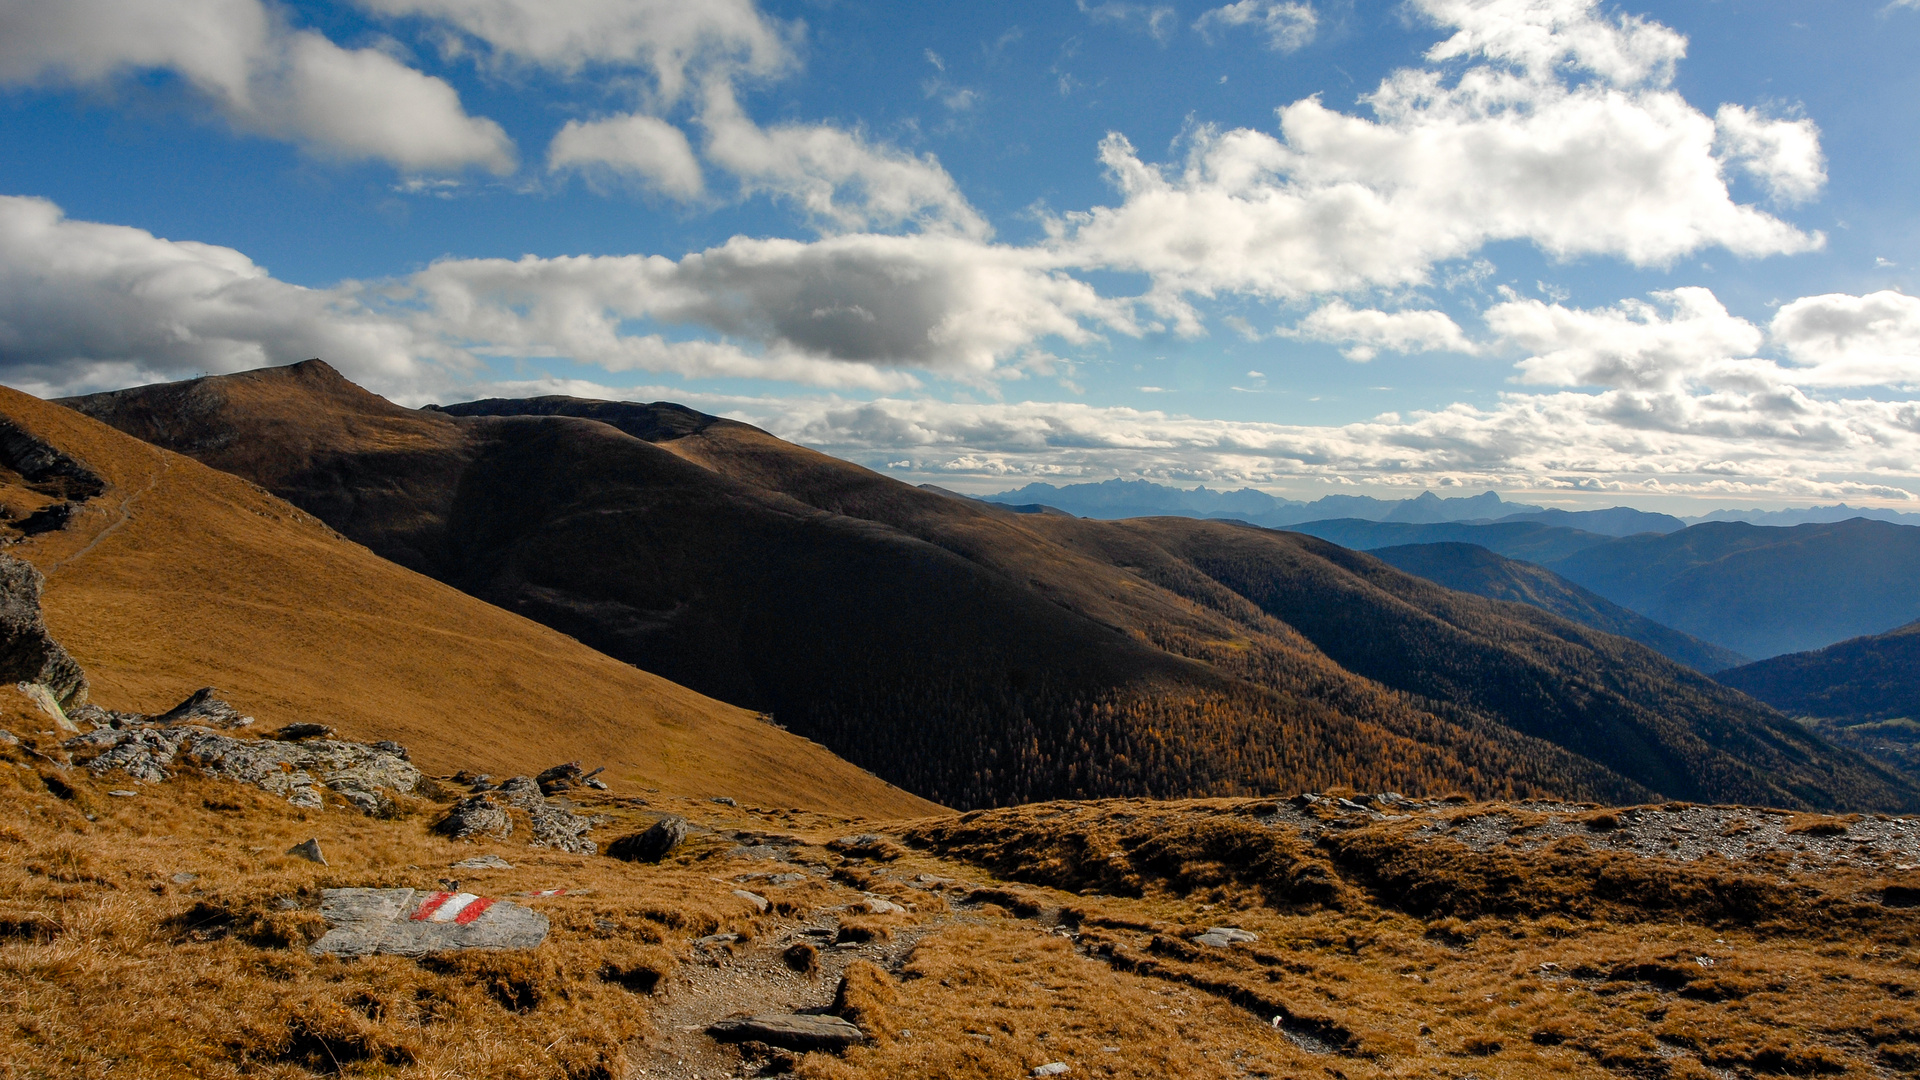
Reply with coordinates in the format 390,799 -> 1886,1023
153,688 -> 253,729
434,794 -> 513,841
0,554 -> 87,708
607,815 -> 688,863
309,887 -> 549,958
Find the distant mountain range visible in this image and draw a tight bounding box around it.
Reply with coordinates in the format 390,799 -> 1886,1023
985,478 -> 1920,532
59,360 -> 1919,812
1285,517 -> 1920,661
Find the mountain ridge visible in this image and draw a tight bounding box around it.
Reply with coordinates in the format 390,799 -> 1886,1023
59,362 -> 1920,812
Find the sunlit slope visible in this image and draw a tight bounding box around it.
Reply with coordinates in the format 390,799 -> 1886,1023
2,385 -> 936,817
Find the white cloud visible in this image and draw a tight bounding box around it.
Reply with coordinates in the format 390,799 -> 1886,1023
697,84 -> 988,238
403,233 -> 1129,383
1492,287 -> 1763,390
548,113 -> 704,200
0,0 -> 513,173
0,195 -> 439,398
1771,291 -> 1920,388
1057,0 -> 1822,307
1282,300 -> 1474,360
1193,1 -> 1318,53
1714,104 -> 1826,205
1077,1 -> 1179,42
353,0 -> 791,102
1418,0 -> 1687,87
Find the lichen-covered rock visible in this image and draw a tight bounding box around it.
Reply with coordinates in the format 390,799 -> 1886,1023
64,725 -> 420,811
0,554 -> 87,708
484,774 -> 598,854
435,794 -> 513,841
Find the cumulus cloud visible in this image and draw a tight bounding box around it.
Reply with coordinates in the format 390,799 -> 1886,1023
0,195 -> 436,398
354,0 -> 791,102
1057,0 -> 1822,308
1715,104 -> 1825,204
696,84 -> 988,237
1193,1 -> 1318,52
1282,300 -> 1474,360
1492,287 -> 1763,390
1771,291 -> 1920,388
403,233 -> 1129,384
0,0 -> 513,173
1418,0 -> 1688,86
548,113 -> 704,200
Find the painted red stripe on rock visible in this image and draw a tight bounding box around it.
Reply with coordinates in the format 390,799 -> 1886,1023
453,897 -> 496,924
410,892 -> 455,921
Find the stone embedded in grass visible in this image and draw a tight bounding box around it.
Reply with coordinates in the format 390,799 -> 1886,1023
286,838 -> 326,864
1192,927 -> 1258,948
732,889 -> 770,912
606,815 -> 688,863
308,887 -> 549,958
1033,1064 -> 1071,1077
707,1013 -> 865,1051
451,854 -> 513,870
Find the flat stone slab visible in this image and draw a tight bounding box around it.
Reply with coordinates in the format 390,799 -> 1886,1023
708,1013 -> 866,1051
1193,926 -> 1259,948
309,887 -> 548,958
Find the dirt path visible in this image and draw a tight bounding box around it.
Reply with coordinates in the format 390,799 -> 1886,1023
45,454 -> 169,576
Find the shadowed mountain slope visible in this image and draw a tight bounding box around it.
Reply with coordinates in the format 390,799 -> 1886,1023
1716,620 -> 1920,722
1713,621 -> 1920,783
61,362 -> 1920,811
1,384 -> 934,817
1369,542 -> 1748,673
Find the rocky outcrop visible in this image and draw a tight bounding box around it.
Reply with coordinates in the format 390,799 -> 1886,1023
65,724 -> 420,812
433,773 -> 600,854
0,554 -> 87,708
152,687 -> 254,729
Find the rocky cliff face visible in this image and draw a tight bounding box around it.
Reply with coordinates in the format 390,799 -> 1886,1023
0,553 -> 87,708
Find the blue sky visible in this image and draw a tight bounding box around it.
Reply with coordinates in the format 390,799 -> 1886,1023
2,0 -> 1918,511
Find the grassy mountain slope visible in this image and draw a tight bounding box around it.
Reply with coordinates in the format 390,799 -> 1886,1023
1369,542 -> 1748,672
62,364 -> 1920,811
1548,519 -> 1920,658
2,385 -> 934,817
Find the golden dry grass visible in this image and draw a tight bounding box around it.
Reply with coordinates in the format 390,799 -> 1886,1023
0,386 -> 936,819
6,753 -> 1920,1080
